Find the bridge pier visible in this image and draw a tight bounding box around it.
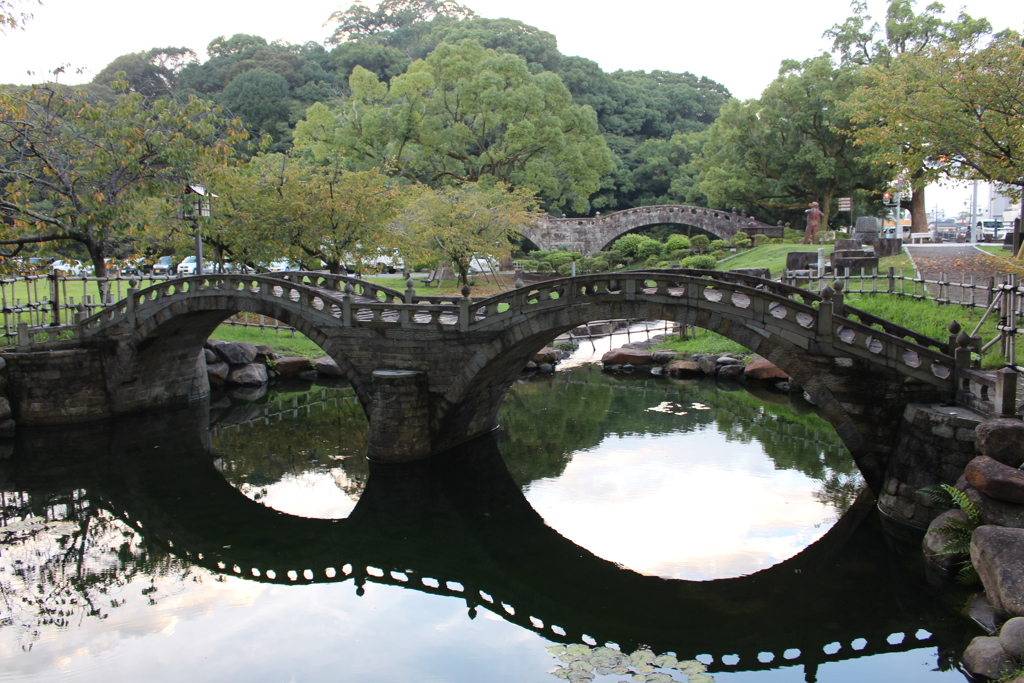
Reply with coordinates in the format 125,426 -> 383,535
366,370 -> 433,463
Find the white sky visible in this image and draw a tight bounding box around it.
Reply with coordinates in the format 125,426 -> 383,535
1,0 -> 1021,214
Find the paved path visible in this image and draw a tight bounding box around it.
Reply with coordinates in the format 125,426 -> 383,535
906,245 -> 1024,306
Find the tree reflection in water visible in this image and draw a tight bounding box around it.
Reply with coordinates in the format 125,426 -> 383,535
0,372 -> 975,681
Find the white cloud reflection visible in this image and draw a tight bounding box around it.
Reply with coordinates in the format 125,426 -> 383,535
524,426 -> 835,580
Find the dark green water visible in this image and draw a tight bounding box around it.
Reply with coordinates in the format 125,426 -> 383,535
0,366 -> 979,682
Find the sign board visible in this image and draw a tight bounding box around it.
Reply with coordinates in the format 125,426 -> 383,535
837,197 -> 853,212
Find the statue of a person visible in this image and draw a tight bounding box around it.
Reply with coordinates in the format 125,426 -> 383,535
802,201 -> 824,245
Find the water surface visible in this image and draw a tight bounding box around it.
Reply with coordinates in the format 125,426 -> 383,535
0,365 -> 977,682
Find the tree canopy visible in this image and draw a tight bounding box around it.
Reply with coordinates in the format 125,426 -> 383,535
696,56 -> 884,228
209,154 -> 401,273
296,40 -> 614,214
392,181 -> 537,285
844,30 -> 1024,199
0,78 -> 247,277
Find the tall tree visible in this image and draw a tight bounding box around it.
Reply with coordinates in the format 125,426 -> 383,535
392,181 -> 537,286
825,0 -> 992,229
210,153 -> 401,273
844,31 -> 1024,225
696,56 -> 883,228
325,0 -> 476,44
296,40 -> 614,214
0,78 -> 247,280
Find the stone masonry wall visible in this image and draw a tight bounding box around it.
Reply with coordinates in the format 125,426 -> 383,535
3,348 -> 114,424
878,403 -> 982,528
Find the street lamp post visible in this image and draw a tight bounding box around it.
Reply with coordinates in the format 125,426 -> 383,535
184,184 -> 214,276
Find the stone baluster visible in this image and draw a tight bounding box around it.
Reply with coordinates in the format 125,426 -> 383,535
404,277 -> 416,304
342,283 -> 353,327
817,285 -> 834,342
994,367 -> 1020,418
126,279 -> 138,326
831,279 -> 845,317
947,320 -> 962,356
954,331 -> 973,370
459,285 -> 472,333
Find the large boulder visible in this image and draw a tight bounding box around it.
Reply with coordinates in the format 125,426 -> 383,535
1000,617 -> 1024,660
696,356 -> 718,375
666,360 -> 702,377
922,508 -> 969,571
717,364 -> 745,381
213,341 -> 258,365
967,456 -> 1024,505
962,636 -> 1017,681
315,355 -> 345,377
533,347 -> 560,364
650,350 -> 679,364
207,361 -> 230,386
602,348 -> 654,366
227,363 -> 268,387
964,486 -> 1024,529
744,357 -> 789,381
274,356 -> 313,377
972,525 -> 1024,617
976,419 -> 1024,468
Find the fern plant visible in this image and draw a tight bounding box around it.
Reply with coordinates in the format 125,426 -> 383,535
920,483 -> 983,584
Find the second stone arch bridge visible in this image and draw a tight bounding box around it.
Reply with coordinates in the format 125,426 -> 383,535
6,409 -> 970,680
8,269 -> 960,496
520,204 -> 783,256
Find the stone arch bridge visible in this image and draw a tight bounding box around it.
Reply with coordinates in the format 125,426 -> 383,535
5,269 -> 963,496
520,205 -> 783,256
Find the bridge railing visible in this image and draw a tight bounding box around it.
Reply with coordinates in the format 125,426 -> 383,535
467,271 -> 955,387
8,270 -> 969,395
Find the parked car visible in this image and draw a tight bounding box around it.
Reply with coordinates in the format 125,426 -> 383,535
50,259 -> 83,276
176,256 -> 212,275
468,256 -> 499,274
121,258 -> 146,276
267,259 -> 297,273
151,256 -> 176,276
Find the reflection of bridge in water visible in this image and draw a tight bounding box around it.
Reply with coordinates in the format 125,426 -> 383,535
6,404 -> 973,680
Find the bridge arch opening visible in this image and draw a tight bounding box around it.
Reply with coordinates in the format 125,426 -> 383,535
440,285 -> 940,494
104,278 -> 377,418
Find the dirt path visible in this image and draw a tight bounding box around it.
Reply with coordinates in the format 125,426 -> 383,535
905,245 -> 1024,306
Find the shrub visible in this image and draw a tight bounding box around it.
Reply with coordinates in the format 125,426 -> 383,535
769,237 -> 784,244
595,249 -> 625,267
518,259 -> 540,272
731,233 -> 752,249
613,233 -> 662,261
557,263 -> 574,276
752,234 -> 770,247
580,257 -> 609,273
545,251 -> 574,269
710,249 -> 727,260
680,254 -> 717,269
665,234 -> 691,252
710,239 -> 728,252
690,235 -> 711,253
644,255 -> 663,268
669,248 -> 691,260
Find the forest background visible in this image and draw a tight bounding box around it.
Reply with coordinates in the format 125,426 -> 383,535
0,0 -> 1021,281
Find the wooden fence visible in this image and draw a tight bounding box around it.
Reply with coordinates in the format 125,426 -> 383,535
785,266 -> 1024,368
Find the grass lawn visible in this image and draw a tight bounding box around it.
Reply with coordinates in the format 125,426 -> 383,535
718,243 -> 834,277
